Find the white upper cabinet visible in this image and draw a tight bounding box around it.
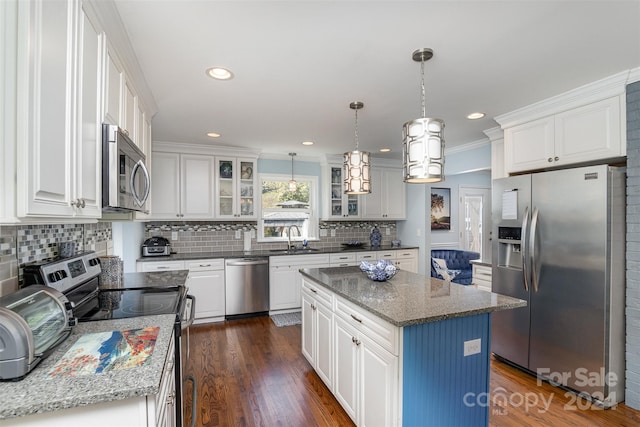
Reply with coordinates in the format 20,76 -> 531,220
497,72 -> 628,175
214,157 -> 258,220
2,0 -> 156,224
323,164 -> 360,219
103,42 -> 122,127
362,167 -> 405,220
16,0 -> 103,219
74,1 -> 103,218
150,152 -> 215,220
504,96 -> 624,173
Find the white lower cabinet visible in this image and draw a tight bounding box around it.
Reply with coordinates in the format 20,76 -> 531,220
394,249 -> 418,274
301,282 -> 333,390
471,262 -> 492,292
185,259 -> 225,323
302,277 -> 400,427
269,254 -> 330,312
136,259 -> 225,323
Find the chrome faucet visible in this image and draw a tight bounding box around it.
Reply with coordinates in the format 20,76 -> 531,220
286,225 -> 301,250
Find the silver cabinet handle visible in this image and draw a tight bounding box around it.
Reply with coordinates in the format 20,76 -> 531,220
350,314 -> 362,323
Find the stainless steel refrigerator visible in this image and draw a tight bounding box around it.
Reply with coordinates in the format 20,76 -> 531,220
491,164 -> 625,407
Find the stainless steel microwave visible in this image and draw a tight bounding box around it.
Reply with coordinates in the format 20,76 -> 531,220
102,124 -> 150,213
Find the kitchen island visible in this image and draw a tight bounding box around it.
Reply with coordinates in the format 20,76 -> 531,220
299,266 -> 526,427
0,315 -> 176,426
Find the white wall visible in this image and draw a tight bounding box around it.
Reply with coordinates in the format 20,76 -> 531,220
111,222 -> 145,272
397,184 -> 428,274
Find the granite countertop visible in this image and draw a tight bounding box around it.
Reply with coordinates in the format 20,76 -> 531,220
0,314 -> 176,420
136,245 -> 418,262
299,267 -> 526,327
121,270 -> 190,288
470,259 -> 492,267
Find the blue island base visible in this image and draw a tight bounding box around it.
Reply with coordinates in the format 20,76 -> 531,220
403,313 -> 491,427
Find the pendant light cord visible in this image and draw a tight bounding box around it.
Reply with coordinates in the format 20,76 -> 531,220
354,108 -> 359,151
421,59 -> 426,118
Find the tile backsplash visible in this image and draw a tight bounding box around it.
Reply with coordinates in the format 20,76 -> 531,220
144,220 -> 397,253
0,222 -> 113,296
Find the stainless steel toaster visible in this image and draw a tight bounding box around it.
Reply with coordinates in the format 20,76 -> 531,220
0,286 -> 75,380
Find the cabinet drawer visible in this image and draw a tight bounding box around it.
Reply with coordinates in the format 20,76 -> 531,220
356,252 -> 376,261
139,261 -> 185,272
395,249 -> 417,259
270,254 -> 330,267
375,250 -> 396,260
330,253 -> 357,266
185,258 -> 224,271
335,296 -> 399,355
302,279 -> 333,307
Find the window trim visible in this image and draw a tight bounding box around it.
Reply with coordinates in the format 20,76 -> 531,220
257,173 -> 319,243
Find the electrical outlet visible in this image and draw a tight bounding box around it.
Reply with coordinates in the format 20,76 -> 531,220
464,338 -> 482,356
320,229 -> 327,237
171,231 -> 178,241
330,229 -> 336,237
416,228 -> 421,237
385,227 -> 391,235
235,230 -> 242,239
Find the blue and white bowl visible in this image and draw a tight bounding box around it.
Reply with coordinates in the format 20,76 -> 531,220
359,259 -> 397,281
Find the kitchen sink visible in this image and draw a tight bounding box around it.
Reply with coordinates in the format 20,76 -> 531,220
268,248 -> 321,254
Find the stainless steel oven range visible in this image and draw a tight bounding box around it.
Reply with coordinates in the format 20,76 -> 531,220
23,252 -> 195,427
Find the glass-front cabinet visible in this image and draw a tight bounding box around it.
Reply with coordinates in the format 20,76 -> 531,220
215,157 -> 257,219
327,165 -> 360,219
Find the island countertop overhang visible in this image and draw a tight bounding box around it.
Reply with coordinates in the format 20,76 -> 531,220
299,266 -> 526,327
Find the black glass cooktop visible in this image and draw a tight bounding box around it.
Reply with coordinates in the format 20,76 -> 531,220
77,287 -> 183,321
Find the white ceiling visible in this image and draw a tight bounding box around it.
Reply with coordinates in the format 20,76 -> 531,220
114,0 -> 640,160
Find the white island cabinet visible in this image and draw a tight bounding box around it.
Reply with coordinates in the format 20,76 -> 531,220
300,267 -> 526,427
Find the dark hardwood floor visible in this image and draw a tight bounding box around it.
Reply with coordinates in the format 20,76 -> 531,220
183,316 -> 640,427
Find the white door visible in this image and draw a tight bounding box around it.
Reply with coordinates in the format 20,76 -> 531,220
333,316 -> 359,423
301,292 -> 315,365
458,187 -> 491,262
315,302 -> 333,389
360,334 -> 398,427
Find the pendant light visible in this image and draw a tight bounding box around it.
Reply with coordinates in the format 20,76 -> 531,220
344,101 -> 371,194
402,48 -> 445,183
288,153 -> 297,191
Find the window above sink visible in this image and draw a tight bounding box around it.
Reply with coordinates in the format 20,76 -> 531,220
258,173 -> 319,243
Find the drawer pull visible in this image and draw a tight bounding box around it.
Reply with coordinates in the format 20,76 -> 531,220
350,314 -> 363,323
199,264 -> 212,267
157,266 -> 171,270
309,287 -> 317,293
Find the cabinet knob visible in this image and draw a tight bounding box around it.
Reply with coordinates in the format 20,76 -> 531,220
554,156 -> 559,161
547,157 -> 553,163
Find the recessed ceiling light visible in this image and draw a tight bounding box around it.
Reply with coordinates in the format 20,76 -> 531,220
206,132 -> 221,138
466,112 -> 486,120
206,67 -> 233,80
301,141 -> 314,146
379,148 -> 391,152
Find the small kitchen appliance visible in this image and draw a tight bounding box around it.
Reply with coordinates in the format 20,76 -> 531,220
142,236 -> 172,257
0,286 -> 75,380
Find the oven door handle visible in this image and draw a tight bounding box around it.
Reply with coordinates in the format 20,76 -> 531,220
183,294 -> 196,329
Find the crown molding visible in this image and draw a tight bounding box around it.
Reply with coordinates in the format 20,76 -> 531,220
483,126 -> 504,142
495,69 -> 632,129
445,138 -> 490,155
153,141 -> 260,157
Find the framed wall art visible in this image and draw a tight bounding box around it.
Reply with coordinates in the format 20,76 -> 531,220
431,187 -> 451,231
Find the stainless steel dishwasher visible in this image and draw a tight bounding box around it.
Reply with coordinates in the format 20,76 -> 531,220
225,257 -> 270,317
